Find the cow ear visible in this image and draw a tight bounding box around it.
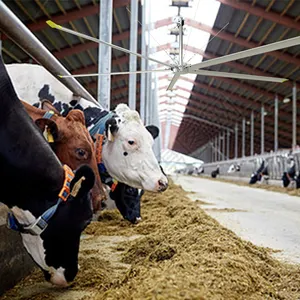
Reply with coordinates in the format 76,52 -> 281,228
35,118 -> 59,143
146,125 -> 159,140
70,165 -> 95,199
66,109 -> 86,125
105,117 -> 118,142
41,100 -> 61,115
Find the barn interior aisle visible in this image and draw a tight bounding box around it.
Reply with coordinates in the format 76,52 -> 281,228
173,175 -> 300,264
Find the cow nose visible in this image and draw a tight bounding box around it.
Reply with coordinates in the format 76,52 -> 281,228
158,179 -> 168,192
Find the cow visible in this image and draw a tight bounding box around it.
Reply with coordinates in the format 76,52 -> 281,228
211,167 -> 220,178
227,164 -> 240,173
249,160 -> 269,184
0,57 -> 95,286
21,100 -> 106,212
282,157 -> 300,188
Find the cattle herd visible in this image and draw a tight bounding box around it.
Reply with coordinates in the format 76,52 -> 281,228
0,56 -> 169,287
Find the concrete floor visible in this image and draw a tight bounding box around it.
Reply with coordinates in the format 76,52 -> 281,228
173,175 -> 300,265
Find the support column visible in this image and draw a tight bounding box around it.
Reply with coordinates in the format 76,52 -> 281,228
215,136 -> 218,162
261,105 -> 265,154
250,111 -> 254,156
293,83 -> 297,150
218,133 -> 222,161
242,118 -> 246,157
128,0 -> 138,110
227,129 -> 230,160
222,131 -> 225,160
234,123 -> 238,159
211,140 -> 214,162
140,0 -> 146,122
274,95 -> 278,152
98,0 -> 113,110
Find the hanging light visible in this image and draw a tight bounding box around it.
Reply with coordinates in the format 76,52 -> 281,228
283,98 -> 291,104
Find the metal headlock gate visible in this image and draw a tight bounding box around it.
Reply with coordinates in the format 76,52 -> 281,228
202,149 -> 300,180
0,1 -> 99,107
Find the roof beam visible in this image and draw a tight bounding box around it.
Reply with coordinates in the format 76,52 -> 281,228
2,1 -> 131,40
154,17 -> 300,67
218,0 -> 300,32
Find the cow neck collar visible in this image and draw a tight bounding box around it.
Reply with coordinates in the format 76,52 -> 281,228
89,111 -> 116,136
94,133 -> 118,192
43,110 -> 55,119
7,165 -> 74,236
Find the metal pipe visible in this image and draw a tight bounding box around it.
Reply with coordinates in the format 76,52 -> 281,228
222,131 -> 225,160
242,118 -> 246,157
98,0 -> 113,110
178,17 -> 184,67
140,0 -> 147,122
274,95 -> 278,152
227,129 -> 230,160
215,136 -> 218,162
0,1 -> 98,106
250,111 -> 254,156
235,123 -> 238,158
129,0 -> 138,110
218,133 -> 221,161
261,105 -> 265,154
293,83 -> 297,150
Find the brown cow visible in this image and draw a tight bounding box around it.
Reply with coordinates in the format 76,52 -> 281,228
21,100 -> 106,211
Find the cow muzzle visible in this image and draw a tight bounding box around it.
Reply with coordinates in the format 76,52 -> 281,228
50,268 -> 68,287
157,179 -> 168,192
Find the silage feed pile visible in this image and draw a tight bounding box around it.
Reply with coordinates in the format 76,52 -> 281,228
2,181 -> 300,300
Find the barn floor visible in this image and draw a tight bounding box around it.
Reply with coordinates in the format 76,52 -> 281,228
1,179 -> 300,300
173,175 -> 300,264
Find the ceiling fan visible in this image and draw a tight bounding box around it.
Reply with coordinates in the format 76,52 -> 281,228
46,16 -> 300,91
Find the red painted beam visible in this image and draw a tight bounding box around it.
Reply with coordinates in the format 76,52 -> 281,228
73,54 -> 131,74
154,18 -> 300,67
2,1 -> 131,40
218,0 -> 300,32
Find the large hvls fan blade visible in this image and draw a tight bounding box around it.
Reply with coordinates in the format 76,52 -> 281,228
167,73 -> 181,91
190,70 -> 288,83
189,36 -> 300,71
46,20 -> 172,68
59,69 -> 171,78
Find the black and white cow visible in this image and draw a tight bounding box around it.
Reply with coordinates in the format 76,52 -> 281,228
282,157 -> 300,188
0,57 -> 95,286
211,167 -> 220,178
249,160 -> 269,184
227,164 -> 240,173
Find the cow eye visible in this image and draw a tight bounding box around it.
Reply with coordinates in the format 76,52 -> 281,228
76,148 -> 86,158
128,140 -> 135,145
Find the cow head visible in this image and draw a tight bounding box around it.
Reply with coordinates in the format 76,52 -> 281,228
101,104 -> 168,192
33,101 -> 105,211
13,165 -> 94,286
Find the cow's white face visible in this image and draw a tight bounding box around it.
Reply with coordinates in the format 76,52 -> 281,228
102,104 -> 168,192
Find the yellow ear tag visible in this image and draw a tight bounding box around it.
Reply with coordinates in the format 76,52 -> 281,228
47,128 -> 54,143
107,125 -> 114,142
71,176 -> 85,197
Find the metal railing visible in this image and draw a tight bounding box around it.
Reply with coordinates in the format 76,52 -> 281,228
202,149 -> 300,180
0,1 -> 99,107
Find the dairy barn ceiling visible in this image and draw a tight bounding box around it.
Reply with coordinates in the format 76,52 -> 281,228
1,0 -> 300,159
